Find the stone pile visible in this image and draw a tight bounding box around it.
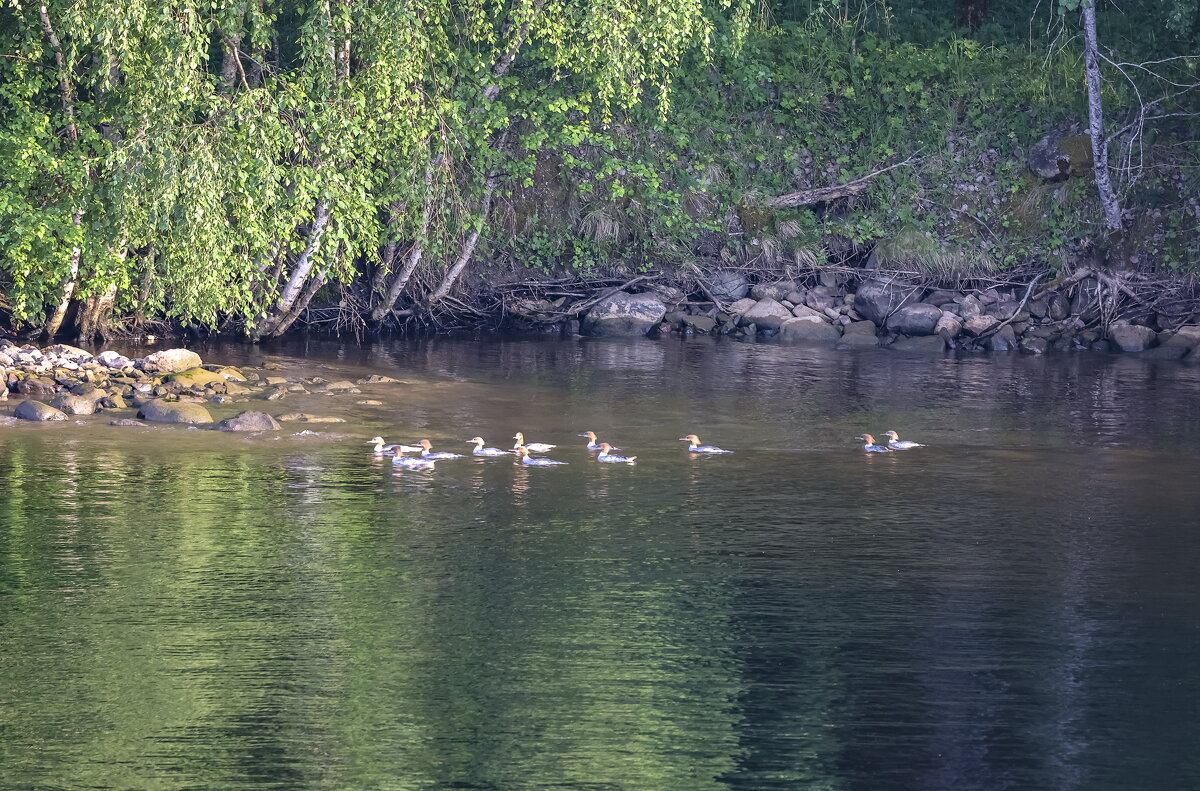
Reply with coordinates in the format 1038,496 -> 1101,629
0,339 -> 399,425
578,272 -> 1200,362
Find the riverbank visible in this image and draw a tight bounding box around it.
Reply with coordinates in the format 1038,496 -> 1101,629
0,342 -> 405,426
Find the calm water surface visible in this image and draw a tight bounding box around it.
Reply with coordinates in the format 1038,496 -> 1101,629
1,337 -> 1198,790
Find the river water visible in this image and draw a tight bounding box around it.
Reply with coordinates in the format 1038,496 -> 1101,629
1,337 -> 1198,790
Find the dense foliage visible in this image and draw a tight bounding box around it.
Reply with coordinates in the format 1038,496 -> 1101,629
0,0 -> 1196,338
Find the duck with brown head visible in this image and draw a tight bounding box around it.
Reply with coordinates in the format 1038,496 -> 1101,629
883,430 -> 925,450
857,434 -> 891,453
679,434 -> 732,454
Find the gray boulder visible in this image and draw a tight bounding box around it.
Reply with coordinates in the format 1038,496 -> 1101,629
886,303 -> 943,336
987,325 -> 1019,351
779,317 -> 840,345
1020,336 -> 1050,355
837,320 -> 880,348
142,348 -> 203,373
49,393 -> 99,416
740,298 -> 795,331
14,400 -> 67,421
581,293 -> 667,337
137,399 -> 214,424
853,279 -> 916,325
1028,131 -> 1093,179
215,411 -> 280,432
110,419 -> 148,427
681,315 -> 716,333
935,312 -> 964,339
750,281 -> 795,301
96,350 -> 132,369
708,271 -> 750,301
963,314 -> 1000,337
1108,323 -> 1157,353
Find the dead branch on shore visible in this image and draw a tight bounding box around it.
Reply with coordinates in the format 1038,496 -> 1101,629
766,158 -> 915,209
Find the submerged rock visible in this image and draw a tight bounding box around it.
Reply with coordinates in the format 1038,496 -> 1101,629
889,335 -> 947,353
49,393 -> 99,415
581,292 -> 667,337
14,400 -> 67,421
137,399 -> 213,424
779,317 -> 840,345
836,320 -> 880,348
1108,322 -> 1157,352
110,418 -> 148,427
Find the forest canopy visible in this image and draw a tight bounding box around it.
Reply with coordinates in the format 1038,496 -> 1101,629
0,0 -> 1196,339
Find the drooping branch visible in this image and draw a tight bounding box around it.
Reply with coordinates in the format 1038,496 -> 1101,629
429,172 -> 499,303
483,0 -> 547,101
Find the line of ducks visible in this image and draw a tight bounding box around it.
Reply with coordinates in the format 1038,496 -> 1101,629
857,431 -> 926,453
369,431 -> 735,469
370,429 -> 927,468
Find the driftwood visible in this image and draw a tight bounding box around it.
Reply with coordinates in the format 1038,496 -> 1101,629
766,159 -> 914,209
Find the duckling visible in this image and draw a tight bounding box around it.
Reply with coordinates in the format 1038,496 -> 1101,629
369,436 -> 423,455
679,434 -> 732,454
596,443 -> 637,464
857,434 -> 891,453
414,439 -> 465,460
883,430 -> 924,450
512,432 -> 556,453
467,437 -> 511,456
514,446 -> 567,466
578,431 -> 619,451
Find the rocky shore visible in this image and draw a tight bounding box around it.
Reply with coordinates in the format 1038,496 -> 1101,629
0,341 -> 397,426
569,269 -> 1200,361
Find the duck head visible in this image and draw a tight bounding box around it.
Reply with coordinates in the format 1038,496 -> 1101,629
678,434 -> 700,444
883,430 -> 899,441
514,446 -> 530,458
369,436 -> 386,445
466,436 -> 485,445
857,434 -> 876,444
598,442 -> 612,453
579,431 -> 598,440
416,439 -> 434,451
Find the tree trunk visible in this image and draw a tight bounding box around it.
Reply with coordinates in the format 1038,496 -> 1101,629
429,175 -> 499,303
38,4 -> 84,340
268,269 -> 327,337
43,208 -> 86,339
257,201 -> 331,337
371,163 -> 437,323
134,250 -> 155,329
76,283 -> 118,344
1082,0 -> 1123,235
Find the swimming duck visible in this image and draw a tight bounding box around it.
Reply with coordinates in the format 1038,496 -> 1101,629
369,436 -> 423,455
467,437 -> 511,456
512,432 -> 556,453
514,446 -> 567,466
857,434 -> 892,453
578,431 -> 619,451
679,434 -> 732,454
883,430 -> 925,450
414,439 -> 465,460
393,455 -> 436,470
596,443 -> 637,464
